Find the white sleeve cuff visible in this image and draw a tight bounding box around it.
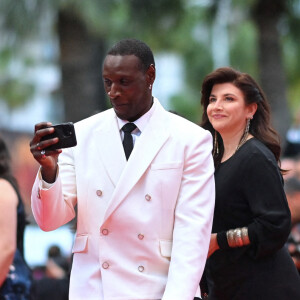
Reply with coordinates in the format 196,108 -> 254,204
37,166 -> 59,189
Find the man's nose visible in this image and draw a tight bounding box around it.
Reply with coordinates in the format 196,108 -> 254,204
108,83 -> 121,98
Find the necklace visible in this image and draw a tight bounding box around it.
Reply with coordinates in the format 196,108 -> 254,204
235,134 -> 248,153
235,118 -> 251,153
217,119 -> 252,161
235,130 -> 249,153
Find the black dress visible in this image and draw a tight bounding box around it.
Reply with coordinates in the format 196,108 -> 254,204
15,188 -> 27,258
205,138 -> 300,300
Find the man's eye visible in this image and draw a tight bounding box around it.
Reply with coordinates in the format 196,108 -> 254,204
120,79 -> 130,85
104,79 -> 111,86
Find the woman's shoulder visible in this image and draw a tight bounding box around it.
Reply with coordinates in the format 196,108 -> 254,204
0,177 -> 15,189
241,138 -> 275,160
238,138 -> 279,174
0,178 -> 18,205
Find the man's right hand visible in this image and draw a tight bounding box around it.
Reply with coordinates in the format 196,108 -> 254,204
29,122 -> 62,183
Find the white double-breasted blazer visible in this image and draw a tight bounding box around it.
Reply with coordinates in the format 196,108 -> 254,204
31,98 -> 215,300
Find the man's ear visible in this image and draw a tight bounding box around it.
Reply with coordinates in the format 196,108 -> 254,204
146,64 -> 156,85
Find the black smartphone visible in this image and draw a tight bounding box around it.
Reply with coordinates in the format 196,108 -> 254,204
40,122 -> 77,150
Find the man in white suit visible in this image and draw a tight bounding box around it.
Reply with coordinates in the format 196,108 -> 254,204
30,39 -> 215,300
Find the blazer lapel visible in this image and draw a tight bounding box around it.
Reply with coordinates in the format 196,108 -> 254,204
93,110 -> 126,187
103,100 -> 170,222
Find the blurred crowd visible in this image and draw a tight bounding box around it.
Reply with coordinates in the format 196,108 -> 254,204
282,155 -> 300,274
282,109 -> 300,274
31,245 -> 71,300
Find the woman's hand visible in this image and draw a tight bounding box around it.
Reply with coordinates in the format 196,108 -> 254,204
207,233 -> 220,258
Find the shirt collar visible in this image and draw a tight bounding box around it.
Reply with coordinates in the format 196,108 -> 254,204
117,97 -> 157,133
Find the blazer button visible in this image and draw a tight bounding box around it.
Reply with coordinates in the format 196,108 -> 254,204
102,262 -> 109,269
145,194 -> 151,201
138,234 -> 144,240
96,190 -> 103,197
138,265 -> 144,272
102,229 -> 109,236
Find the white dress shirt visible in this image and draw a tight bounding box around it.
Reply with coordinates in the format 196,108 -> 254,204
117,98 -> 157,146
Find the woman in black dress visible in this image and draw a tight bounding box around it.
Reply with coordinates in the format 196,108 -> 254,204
200,67 -> 300,299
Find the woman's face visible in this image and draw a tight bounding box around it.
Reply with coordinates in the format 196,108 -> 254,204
207,82 -> 256,136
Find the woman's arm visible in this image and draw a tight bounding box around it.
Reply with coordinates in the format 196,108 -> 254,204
209,227 -> 251,257
244,152 -> 291,258
215,150 -> 291,257
212,149 -> 291,258
0,179 -> 18,286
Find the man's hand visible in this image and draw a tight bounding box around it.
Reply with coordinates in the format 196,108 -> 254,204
29,122 -> 62,183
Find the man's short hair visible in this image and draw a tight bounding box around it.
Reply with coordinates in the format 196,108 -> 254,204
107,38 -> 155,72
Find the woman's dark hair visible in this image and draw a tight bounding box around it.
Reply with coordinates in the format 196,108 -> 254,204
200,67 -> 281,167
0,135 -> 18,189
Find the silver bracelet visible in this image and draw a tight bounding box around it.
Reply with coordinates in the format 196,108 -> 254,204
241,227 -> 250,245
233,228 -> 243,247
226,227 -> 250,248
226,229 -> 236,248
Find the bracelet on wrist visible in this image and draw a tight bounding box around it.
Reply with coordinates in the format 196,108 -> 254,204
226,227 -> 250,248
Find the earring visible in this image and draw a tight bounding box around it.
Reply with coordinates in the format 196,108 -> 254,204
213,131 -> 219,157
149,84 -> 152,90
245,118 -> 251,135
236,118 -> 251,152
108,91 -> 111,96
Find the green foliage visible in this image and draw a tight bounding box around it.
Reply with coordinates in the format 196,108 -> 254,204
183,42 -> 214,91
284,31 -> 300,113
0,78 -> 34,110
1,0 -> 300,124
56,0 -> 184,47
281,2 -> 300,115
0,47 -> 35,109
288,78 -> 300,113
0,49 -> 13,69
0,0 -> 50,42
230,21 -> 258,77
160,5 -> 214,96
169,90 -> 202,124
